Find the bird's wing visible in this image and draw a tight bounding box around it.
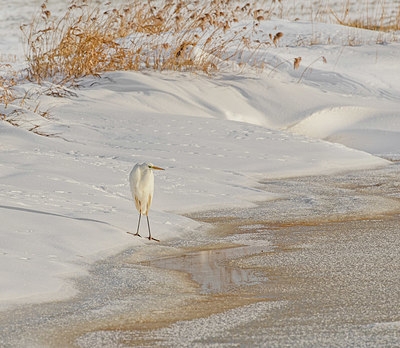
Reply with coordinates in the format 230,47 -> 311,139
134,195 -> 141,213
130,165 -> 144,213
129,164 -> 141,196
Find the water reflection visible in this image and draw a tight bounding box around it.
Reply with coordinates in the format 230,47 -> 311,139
150,245 -> 266,293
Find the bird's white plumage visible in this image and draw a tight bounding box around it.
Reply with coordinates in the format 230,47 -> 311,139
129,163 -> 154,215
129,162 -> 164,240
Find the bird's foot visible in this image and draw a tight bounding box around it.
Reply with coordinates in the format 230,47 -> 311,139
148,236 -> 160,242
126,232 -> 142,238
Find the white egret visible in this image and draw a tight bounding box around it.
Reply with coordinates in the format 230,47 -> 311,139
129,162 -> 164,241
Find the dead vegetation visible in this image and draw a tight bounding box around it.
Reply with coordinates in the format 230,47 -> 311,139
0,65 -> 20,128
0,63 -> 55,136
0,64 -> 17,108
329,1 -> 400,33
20,0 -> 284,85
18,0 -> 400,87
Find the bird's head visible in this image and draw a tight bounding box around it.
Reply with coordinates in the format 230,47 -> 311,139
147,163 -> 165,171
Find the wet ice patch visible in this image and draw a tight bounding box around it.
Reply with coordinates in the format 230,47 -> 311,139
75,301 -> 286,348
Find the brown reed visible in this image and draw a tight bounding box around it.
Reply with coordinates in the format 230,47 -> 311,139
21,0 -> 278,85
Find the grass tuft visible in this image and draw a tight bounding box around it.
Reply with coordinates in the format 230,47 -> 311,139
329,1 -> 400,33
21,0 -> 279,85
0,64 -> 17,108
20,0 -> 400,87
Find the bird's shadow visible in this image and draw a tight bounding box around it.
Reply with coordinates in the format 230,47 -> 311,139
0,204 -> 112,226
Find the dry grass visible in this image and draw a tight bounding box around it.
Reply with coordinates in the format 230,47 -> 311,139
19,0 -> 400,87
0,64 -> 17,108
0,64 -> 55,135
297,55 -> 327,83
329,1 -> 400,32
269,0 -> 400,33
0,65 -> 20,129
20,0 -> 283,85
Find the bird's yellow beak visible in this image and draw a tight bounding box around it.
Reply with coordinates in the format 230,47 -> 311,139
151,166 -> 165,170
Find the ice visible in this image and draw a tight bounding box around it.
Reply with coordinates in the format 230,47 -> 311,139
76,301 -> 287,348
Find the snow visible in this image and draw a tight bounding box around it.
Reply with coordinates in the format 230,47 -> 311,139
1,1 -> 399,310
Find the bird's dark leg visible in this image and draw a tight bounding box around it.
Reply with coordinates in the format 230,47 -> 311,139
134,211 -> 142,237
146,215 -> 160,242
146,215 -> 151,239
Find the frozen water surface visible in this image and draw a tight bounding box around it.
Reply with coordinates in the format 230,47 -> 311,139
191,163 -> 400,223
1,164 -> 399,347
149,244 -> 268,294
